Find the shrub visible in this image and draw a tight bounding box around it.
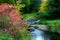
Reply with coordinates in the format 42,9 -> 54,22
47,22 -> 60,32
0,4 -> 29,40
0,4 -> 25,29
0,32 -> 14,40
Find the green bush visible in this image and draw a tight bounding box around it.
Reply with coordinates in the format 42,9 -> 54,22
19,29 -> 31,40
38,19 -> 60,33
37,19 -> 47,25
12,27 -> 31,40
0,33 -> 14,40
47,21 -> 60,32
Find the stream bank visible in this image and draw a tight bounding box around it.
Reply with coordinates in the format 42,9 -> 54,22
28,27 -> 60,40
25,19 -> 60,34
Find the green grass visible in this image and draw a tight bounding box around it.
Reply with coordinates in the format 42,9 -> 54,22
46,19 -> 60,32
0,29 -> 31,40
37,19 -> 60,24
19,29 -> 31,40
38,19 -> 60,32
46,19 -> 60,23
22,13 -> 39,21
0,32 -> 14,40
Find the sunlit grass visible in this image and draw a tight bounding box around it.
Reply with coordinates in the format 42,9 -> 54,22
22,13 -> 38,21
0,32 -> 14,40
47,19 -> 60,23
46,19 -> 60,32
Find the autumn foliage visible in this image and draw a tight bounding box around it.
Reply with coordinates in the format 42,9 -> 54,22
0,3 -> 26,35
0,4 -> 25,28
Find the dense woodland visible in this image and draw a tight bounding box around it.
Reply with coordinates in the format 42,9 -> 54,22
0,0 -> 60,40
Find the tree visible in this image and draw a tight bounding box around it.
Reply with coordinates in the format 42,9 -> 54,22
0,4 -> 29,40
38,0 -> 50,19
47,0 -> 60,19
21,0 -> 41,13
0,4 -> 25,29
30,0 -> 41,12
0,0 -> 25,13
0,0 -> 16,5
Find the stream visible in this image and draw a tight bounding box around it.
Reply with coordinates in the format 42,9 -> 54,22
30,27 -> 50,40
28,27 -> 60,40
26,19 -> 60,40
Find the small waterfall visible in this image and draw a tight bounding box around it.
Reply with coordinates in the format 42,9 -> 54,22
26,19 -> 50,40
30,28 -> 50,40
26,19 -> 40,25
27,19 -> 60,40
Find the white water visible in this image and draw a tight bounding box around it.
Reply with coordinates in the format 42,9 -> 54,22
31,29 -> 50,40
26,19 -> 50,40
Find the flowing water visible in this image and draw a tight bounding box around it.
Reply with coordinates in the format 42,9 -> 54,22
30,27 -> 50,40
28,27 -> 60,40
27,19 -> 60,40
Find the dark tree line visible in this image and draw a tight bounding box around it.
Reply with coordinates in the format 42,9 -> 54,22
46,0 -> 60,19
21,0 -> 41,13
0,0 -> 60,19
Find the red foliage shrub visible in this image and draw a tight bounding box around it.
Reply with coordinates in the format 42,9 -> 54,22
0,4 -> 25,28
0,4 -> 29,40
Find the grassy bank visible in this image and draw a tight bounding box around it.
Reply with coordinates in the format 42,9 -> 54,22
46,19 -> 60,33
0,29 -> 31,40
22,13 -> 39,21
37,19 -> 60,33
